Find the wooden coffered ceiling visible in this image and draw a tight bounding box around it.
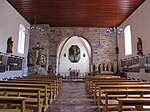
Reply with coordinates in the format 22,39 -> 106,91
7,0 -> 145,27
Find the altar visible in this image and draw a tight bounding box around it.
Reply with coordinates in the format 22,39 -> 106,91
69,70 -> 80,79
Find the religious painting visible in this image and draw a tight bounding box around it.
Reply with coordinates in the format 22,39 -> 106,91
132,56 -> 139,65
0,64 -> 5,72
120,59 -> 125,67
17,58 -> 23,70
68,45 -> 80,63
7,57 -> 17,71
0,55 -> 6,72
146,54 -> 150,64
144,56 -> 149,73
7,56 -> 23,71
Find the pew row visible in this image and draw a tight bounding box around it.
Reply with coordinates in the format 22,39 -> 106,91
117,98 -> 150,112
0,87 -> 43,112
0,96 -> 27,112
0,75 -> 63,112
0,83 -> 49,110
9,76 -> 62,96
92,81 -> 150,103
85,75 -> 150,112
97,85 -> 150,112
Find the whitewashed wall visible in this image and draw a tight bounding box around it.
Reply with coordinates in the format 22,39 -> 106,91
59,36 -> 90,73
0,0 -> 30,79
119,0 -> 150,80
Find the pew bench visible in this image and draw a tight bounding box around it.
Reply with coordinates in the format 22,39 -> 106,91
100,89 -> 150,112
86,78 -> 130,93
91,81 -> 150,101
0,96 -> 27,112
89,80 -> 141,98
85,75 -> 121,90
93,85 -> 150,112
0,109 -> 33,112
8,78 -> 58,95
0,80 -> 56,101
0,82 -> 49,111
12,76 -> 63,90
0,87 -> 43,112
117,98 -> 150,112
0,75 -> 63,111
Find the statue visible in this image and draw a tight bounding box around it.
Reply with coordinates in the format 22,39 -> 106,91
32,42 -> 44,65
93,64 -> 95,73
41,54 -> 46,67
6,37 -> 13,53
27,51 -> 34,66
137,37 -> 143,56
104,63 -> 108,71
48,64 -> 54,73
100,64 -> 103,72
98,64 -> 101,73
108,63 -> 112,71
95,63 -> 99,73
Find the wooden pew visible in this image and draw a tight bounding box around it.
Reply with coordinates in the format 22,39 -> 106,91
0,87 -> 42,112
0,96 -> 26,112
9,78 -> 60,95
85,75 -> 121,88
0,83 -> 49,110
96,85 -> 150,112
85,76 -> 123,91
15,78 -> 60,93
92,81 -> 150,102
0,109 -> 33,112
90,80 -> 140,97
0,80 -> 56,100
86,76 -> 150,112
117,98 -> 150,112
0,109 -> 20,112
87,79 -> 137,100
0,75 -> 63,111
103,90 -> 150,112
15,75 -> 63,89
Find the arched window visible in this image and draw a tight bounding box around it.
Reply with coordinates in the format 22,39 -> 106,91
18,24 -> 25,54
124,25 -> 132,55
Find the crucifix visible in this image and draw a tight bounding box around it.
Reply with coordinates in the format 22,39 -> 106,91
32,42 -> 44,65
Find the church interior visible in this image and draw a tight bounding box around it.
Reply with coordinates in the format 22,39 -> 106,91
1,0 -> 150,112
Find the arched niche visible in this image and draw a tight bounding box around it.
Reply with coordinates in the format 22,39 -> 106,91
56,36 -> 92,74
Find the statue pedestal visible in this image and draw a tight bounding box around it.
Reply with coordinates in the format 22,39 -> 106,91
33,65 -> 46,75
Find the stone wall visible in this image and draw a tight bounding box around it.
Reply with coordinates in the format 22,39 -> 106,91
29,24 -> 117,73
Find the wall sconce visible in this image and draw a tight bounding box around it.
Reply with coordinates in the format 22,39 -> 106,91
64,53 -> 66,57
83,53 -> 85,57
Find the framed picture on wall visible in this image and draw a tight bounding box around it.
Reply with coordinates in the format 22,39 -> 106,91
68,45 -> 81,63
0,55 -> 6,72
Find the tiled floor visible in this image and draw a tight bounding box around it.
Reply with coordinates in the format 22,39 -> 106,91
45,82 -> 98,112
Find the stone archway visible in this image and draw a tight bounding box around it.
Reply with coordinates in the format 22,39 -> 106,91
56,36 -> 92,75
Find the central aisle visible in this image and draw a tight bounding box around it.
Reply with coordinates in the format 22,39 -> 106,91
46,82 -> 97,112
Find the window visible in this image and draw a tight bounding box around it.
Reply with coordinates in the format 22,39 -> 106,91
124,25 -> 132,55
18,24 -> 25,54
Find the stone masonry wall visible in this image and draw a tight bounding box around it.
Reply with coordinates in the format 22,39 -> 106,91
29,24 -> 117,73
